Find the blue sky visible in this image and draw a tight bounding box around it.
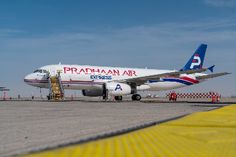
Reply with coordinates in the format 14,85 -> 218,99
0,0 -> 235,97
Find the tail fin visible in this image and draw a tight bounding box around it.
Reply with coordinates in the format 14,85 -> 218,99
181,44 -> 207,71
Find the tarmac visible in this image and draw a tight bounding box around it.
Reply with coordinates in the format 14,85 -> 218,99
0,100 -> 231,157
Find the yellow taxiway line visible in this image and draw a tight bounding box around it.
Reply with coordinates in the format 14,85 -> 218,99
23,104 -> 236,157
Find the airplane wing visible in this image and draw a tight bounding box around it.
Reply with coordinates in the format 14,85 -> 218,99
196,72 -> 231,80
117,68 -> 208,85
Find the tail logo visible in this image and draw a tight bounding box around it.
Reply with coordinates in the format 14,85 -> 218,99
190,54 -> 201,69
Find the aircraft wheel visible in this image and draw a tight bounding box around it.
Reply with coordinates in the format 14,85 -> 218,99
114,96 -> 122,101
132,94 -> 141,101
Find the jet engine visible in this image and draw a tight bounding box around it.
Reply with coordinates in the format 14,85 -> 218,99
82,89 -> 103,97
82,82 -> 136,97
105,82 -> 132,96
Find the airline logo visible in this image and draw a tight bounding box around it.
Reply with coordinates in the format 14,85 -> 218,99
190,54 -> 201,69
115,84 -> 122,91
64,67 -> 137,77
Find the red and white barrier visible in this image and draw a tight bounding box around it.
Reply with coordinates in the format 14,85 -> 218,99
166,91 -> 221,100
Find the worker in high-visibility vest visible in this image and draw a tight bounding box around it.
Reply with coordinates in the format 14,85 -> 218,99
169,92 -> 177,101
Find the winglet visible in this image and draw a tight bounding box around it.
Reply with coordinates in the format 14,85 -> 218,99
208,65 -> 215,73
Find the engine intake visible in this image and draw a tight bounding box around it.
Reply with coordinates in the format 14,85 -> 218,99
82,89 -> 103,97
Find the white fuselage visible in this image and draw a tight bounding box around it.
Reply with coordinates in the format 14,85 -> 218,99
24,64 -> 202,92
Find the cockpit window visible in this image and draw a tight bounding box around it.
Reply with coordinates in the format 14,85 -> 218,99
43,70 -> 49,73
33,69 -> 42,73
33,69 -> 49,73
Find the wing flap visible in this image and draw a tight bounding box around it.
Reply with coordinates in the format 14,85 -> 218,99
196,72 -> 231,80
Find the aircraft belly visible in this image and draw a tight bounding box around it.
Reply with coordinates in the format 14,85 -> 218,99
137,85 -> 151,90
30,83 -> 49,89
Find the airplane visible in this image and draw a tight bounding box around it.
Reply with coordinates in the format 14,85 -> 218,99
24,44 -> 230,101
0,87 -> 10,91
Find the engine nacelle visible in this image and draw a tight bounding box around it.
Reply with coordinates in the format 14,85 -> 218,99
82,82 -> 135,98
82,89 -> 103,97
106,82 -> 131,96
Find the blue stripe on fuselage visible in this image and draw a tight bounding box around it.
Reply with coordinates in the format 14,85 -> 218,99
148,78 -> 193,85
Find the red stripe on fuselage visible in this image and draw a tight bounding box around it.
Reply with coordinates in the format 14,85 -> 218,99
180,76 -> 199,84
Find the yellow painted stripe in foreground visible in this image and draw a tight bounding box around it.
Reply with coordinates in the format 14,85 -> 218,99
23,104 -> 236,157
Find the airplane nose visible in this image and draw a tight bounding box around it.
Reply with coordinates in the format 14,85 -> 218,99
24,74 -> 33,84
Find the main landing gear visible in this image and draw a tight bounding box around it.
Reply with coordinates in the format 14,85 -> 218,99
114,94 -> 141,101
114,96 -> 123,101
132,94 -> 142,101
